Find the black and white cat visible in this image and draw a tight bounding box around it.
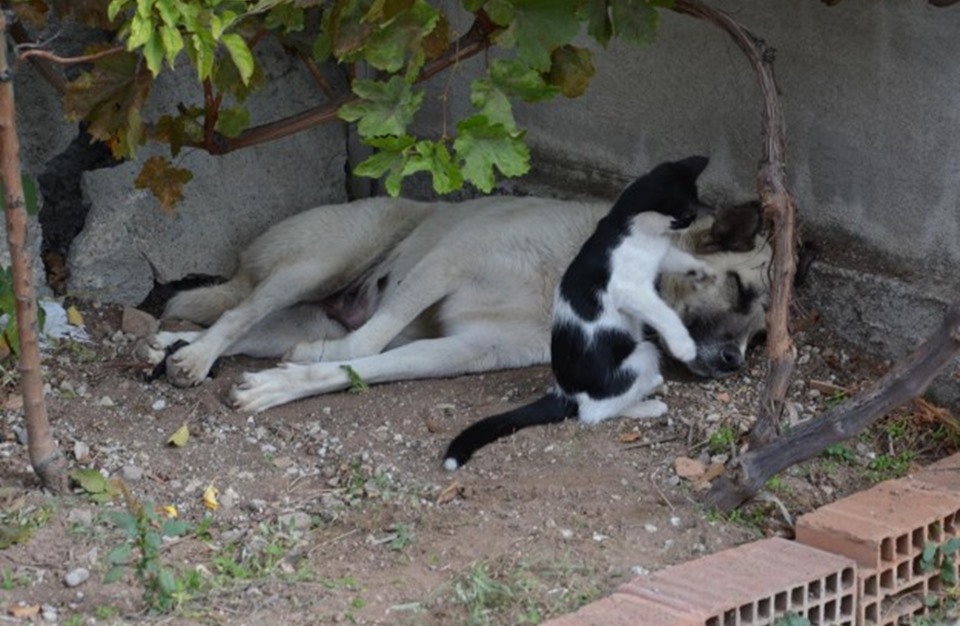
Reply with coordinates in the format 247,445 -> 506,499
443,156 -> 716,470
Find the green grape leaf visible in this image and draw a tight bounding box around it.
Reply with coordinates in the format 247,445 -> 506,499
404,140 -> 464,194
107,0 -> 129,23
454,115 -> 530,193
338,77 -> 424,138
126,11 -> 153,50
484,0 -> 515,26
134,156 -> 194,211
142,32 -> 164,77
265,4 -> 305,32
221,33 -> 255,85
188,30 -> 217,81
153,109 -> 203,157
62,51 -> 152,159
546,45 -> 595,97
215,106 -> 251,138
470,78 -> 514,129
610,0 -> 669,45
155,0 -> 180,27
330,0 -> 376,60
489,58 -> 558,102
502,0 -> 580,71
363,0 -> 438,77
159,25 -> 184,68
353,135 -> 417,197
580,0 -> 613,47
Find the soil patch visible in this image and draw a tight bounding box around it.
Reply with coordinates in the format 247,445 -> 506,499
0,303 -> 954,625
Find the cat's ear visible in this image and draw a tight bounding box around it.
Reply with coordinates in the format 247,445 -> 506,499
677,155 -> 710,179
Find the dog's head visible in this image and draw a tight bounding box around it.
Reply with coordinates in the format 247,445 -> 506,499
659,201 -> 771,378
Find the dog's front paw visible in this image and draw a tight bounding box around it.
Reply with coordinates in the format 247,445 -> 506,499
133,335 -> 167,366
230,365 -> 303,412
667,335 -> 697,363
166,345 -> 215,387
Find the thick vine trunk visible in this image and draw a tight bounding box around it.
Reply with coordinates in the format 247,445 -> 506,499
0,13 -> 66,492
672,0 -> 797,446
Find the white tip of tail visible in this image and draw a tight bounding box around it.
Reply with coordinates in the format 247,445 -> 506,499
443,457 -> 459,471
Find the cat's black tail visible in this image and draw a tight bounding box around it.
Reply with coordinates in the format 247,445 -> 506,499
443,393 -> 577,470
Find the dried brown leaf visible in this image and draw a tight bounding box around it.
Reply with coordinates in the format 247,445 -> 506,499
436,480 -> 464,505
134,156 -> 194,212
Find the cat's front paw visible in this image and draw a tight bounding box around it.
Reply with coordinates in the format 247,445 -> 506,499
668,335 -> 697,363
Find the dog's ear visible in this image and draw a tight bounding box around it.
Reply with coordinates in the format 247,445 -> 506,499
709,201 -> 762,253
677,155 -> 710,179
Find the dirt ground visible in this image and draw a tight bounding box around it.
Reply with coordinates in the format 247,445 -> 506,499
0,302 -> 955,625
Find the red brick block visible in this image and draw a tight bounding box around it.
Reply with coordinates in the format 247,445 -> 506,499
541,592 -> 701,626
796,478 -> 960,625
911,452 -> 960,494
620,537 -> 856,626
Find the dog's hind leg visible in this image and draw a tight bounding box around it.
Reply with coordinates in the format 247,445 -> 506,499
164,262 -> 335,387
284,258 -> 457,363
232,326 -> 547,412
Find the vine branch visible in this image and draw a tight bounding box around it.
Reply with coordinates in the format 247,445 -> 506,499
673,0 -> 798,449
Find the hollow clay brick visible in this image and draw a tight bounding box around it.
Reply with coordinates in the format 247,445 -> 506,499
911,452 -> 960,494
796,479 -> 960,569
540,592 -> 700,626
619,537 -> 856,625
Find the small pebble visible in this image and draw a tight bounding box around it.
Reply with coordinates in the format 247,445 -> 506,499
152,399 -> 167,411
120,465 -> 143,482
63,567 -> 90,588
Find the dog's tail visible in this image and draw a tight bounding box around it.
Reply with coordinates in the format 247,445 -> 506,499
163,270 -> 254,325
443,393 -> 577,470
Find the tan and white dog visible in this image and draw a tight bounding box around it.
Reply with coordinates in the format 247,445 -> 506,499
137,194 -> 771,412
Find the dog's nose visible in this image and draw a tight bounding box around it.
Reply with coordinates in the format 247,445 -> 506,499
720,345 -> 743,371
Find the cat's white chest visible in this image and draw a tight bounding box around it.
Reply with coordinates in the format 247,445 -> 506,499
607,235 -> 669,299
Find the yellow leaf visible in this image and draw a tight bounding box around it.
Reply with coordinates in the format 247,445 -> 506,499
161,505 -> 178,518
167,423 -> 190,447
66,305 -> 85,327
202,484 -> 219,511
